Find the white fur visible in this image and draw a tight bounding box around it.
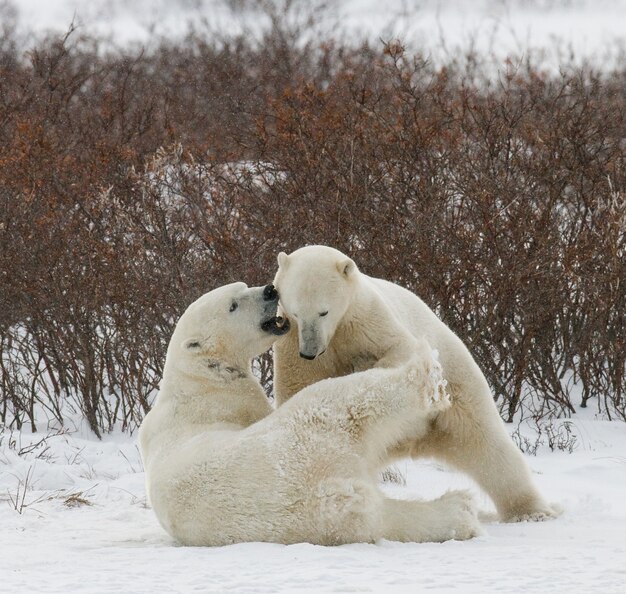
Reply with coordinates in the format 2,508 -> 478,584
273,245 -> 559,522
139,282 -> 481,546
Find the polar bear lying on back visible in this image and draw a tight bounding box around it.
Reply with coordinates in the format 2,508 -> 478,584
139,282 -> 481,546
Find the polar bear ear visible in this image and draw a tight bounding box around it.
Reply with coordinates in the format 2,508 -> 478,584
182,337 -> 204,352
277,251 -> 289,269
337,258 -> 356,278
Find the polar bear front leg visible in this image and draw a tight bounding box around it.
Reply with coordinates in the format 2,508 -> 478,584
465,424 -> 560,522
426,388 -> 560,522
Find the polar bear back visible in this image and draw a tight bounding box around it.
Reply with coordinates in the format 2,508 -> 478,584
364,275 -> 483,387
366,275 -> 445,340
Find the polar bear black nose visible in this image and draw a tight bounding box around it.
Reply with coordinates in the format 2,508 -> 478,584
263,284 -> 278,301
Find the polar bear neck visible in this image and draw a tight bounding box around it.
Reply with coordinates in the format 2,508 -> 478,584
331,275 -> 417,370
139,370 -> 271,469
159,367 -> 272,430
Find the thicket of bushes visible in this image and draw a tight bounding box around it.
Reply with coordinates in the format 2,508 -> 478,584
0,5 -> 624,435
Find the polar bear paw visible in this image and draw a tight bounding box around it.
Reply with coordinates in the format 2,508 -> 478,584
434,490 -> 483,541
402,347 -> 451,412
503,501 -> 563,523
426,352 -> 450,409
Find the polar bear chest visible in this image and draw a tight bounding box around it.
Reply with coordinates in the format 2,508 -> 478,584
346,351 -> 380,373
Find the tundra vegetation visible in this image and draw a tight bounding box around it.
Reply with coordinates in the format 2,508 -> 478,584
0,2 -> 623,437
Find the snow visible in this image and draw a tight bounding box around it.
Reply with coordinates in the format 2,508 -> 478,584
2,407 -> 625,593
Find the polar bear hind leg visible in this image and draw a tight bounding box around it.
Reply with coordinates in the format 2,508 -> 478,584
381,490 -> 481,542
303,347 -> 482,543
319,344 -> 450,452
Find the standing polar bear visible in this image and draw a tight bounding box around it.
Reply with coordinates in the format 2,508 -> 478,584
139,282 -> 481,546
273,245 -> 558,522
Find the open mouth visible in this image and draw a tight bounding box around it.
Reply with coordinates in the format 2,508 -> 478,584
261,315 -> 291,336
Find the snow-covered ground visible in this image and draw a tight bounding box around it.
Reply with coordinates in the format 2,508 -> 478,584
1,407 -> 625,593
8,0 -> 626,65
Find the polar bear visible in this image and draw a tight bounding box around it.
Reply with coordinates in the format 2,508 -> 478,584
138,281 -> 481,546
272,245 -> 559,522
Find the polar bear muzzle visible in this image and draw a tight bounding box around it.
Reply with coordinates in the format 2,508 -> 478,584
263,284 -> 279,301
260,284 -> 291,335
261,315 -> 290,336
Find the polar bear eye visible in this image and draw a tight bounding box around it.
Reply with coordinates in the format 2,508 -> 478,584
229,302 -> 238,312
319,311 -> 328,317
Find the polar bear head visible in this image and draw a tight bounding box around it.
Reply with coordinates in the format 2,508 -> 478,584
166,282 -> 290,380
273,245 -> 359,360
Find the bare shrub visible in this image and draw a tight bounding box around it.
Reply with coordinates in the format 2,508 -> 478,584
512,418 -> 578,455
0,6 -> 623,436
